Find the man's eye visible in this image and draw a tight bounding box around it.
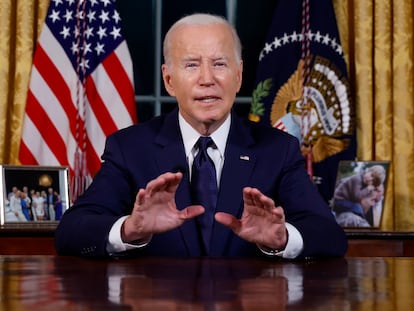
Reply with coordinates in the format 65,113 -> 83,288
185,63 -> 198,68
214,62 -> 226,67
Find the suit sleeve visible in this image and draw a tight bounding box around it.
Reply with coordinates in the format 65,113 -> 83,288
55,133 -> 136,257
276,136 -> 348,259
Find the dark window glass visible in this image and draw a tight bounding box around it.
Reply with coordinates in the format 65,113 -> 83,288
235,0 -> 277,96
116,0 -> 154,96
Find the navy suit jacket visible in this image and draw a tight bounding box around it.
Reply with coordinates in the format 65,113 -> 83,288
55,108 -> 347,259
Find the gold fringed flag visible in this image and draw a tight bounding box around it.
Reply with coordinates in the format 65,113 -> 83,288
250,0 -> 356,202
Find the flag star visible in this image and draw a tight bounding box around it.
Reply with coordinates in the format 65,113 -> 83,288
71,42 -> 80,55
60,26 -> 71,39
95,42 -> 105,55
282,33 -> 290,44
85,26 -> 94,39
63,9 -> 73,23
291,31 -> 298,42
99,10 -> 110,23
113,11 -> 121,24
53,0 -> 63,6
306,30 -> 314,40
74,26 -> 80,38
90,0 -> 99,6
272,37 -> 282,49
314,31 -> 322,42
322,34 -> 331,45
330,37 -> 337,49
101,0 -> 112,7
67,0 -> 76,5
263,42 -> 273,54
76,10 -> 85,20
49,10 -> 60,23
336,45 -> 343,55
87,10 -> 96,23
83,42 -> 92,55
79,58 -> 90,70
97,26 -> 107,39
110,26 -> 121,40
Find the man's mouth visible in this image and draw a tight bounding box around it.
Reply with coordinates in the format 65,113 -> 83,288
196,96 -> 219,103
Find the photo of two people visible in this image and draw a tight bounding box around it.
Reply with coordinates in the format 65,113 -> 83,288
331,161 -> 390,228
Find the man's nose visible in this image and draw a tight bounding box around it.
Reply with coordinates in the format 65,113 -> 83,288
199,64 -> 214,85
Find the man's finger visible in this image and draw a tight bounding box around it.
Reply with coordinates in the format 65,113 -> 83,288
179,205 -> 205,220
215,212 -> 241,232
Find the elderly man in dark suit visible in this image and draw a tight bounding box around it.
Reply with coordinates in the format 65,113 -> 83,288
55,13 -> 347,259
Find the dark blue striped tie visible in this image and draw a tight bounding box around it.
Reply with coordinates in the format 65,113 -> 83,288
191,136 -> 218,255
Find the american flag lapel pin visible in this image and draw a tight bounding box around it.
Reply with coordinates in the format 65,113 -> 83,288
239,155 -> 250,161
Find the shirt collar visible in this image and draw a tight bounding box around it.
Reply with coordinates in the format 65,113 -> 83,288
179,112 -> 231,157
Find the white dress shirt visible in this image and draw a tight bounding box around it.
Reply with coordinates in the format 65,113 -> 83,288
107,112 -> 304,258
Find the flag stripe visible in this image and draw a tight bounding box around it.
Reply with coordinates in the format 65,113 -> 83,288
18,141 -> 38,165
84,100 -> 107,168
103,45 -> 136,122
85,136 -> 101,178
85,75 -> 118,137
20,113 -> 60,166
25,91 -> 69,166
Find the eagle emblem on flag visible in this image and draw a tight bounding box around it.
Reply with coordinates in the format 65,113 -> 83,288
268,56 -> 353,163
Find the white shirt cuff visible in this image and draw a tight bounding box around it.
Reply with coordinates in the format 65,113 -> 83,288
258,222 -> 304,259
106,216 -> 151,254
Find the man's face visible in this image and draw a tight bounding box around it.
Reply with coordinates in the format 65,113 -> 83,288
162,23 -> 243,135
363,171 -> 374,185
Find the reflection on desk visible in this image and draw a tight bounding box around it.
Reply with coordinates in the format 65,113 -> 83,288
0,256 -> 413,310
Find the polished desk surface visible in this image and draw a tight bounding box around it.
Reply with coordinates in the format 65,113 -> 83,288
1,256 -> 413,310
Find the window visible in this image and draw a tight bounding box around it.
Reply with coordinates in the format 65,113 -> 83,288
116,0 -> 277,122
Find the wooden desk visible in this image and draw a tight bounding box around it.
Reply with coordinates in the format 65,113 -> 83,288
2,229 -> 414,256
1,256 -> 413,310
346,231 -> 414,257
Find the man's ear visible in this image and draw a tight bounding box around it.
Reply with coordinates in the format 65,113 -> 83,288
161,64 -> 175,96
236,60 -> 243,92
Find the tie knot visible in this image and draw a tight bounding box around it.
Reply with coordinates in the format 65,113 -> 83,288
197,136 -> 214,152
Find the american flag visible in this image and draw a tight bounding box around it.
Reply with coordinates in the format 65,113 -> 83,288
19,0 -> 137,201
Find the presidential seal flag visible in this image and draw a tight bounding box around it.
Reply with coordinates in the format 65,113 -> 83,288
250,0 -> 356,202
19,0 -> 137,202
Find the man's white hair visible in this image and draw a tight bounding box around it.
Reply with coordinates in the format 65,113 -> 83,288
163,13 -> 242,65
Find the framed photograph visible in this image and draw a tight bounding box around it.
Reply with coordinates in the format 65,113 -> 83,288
331,160 -> 390,229
0,165 -> 70,229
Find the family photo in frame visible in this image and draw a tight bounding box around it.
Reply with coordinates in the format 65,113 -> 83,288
0,165 -> 70,228
331,161 -> 390,229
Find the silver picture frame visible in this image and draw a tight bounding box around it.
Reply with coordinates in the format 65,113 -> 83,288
0,165 -> 70,229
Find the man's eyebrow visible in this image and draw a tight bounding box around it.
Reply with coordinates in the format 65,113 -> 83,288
182,56 -> 200,62
213,56 -> 229,61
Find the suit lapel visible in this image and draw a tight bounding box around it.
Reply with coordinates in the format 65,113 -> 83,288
154,109 -> 202,256
210,114 -> 256,256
